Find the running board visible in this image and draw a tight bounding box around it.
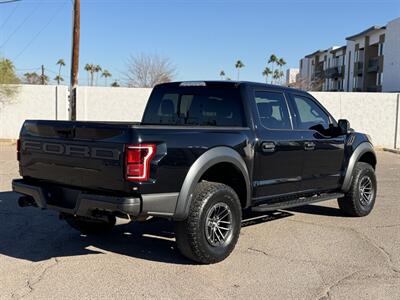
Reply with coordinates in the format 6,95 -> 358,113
251,193 -> 344,212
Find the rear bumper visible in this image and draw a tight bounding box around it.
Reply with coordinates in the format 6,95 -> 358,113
12,179 -> 141,217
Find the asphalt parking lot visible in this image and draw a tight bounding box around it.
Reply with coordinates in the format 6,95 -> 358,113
0,144 -> 399,299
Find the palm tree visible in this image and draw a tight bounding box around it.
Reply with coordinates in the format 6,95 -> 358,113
84,63 -> 93,85
101,69 -> 112,86
277,58 -> 286,68
276,58 -> 286,85
268,54 -> 278,84
262,67 -> 272,83
94,65 -> 102,86
219,70 -> 225,80
235,60 -> 244,80
56,59 -> 65,85
54,75 -> 64,84
273,69 -> 283,84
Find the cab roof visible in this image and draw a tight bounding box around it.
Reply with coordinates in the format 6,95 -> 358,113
155,80 -> 307,94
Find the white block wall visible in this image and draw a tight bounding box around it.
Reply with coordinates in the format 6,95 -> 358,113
0,85 -> 69,139
76,86 -> 151,122
311,92 -> 400,148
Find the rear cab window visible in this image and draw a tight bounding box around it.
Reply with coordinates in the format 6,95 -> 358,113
142,82 -> 246,127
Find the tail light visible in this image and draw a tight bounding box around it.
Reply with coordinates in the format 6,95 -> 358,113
17,139 -> 21,161
125,144 -> 156,182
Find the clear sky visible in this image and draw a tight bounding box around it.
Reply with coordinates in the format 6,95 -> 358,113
0,0 -> 399,85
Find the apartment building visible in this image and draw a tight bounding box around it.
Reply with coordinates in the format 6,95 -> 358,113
285,68 -> 299,85
298,16 -> 400,92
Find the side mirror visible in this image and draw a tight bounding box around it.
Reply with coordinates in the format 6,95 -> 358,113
338,119 -> 350,135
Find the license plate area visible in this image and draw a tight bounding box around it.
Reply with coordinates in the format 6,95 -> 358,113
43,186 -> 80,209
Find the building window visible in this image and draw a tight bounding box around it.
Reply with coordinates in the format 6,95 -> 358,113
376,73 -> 383,86
355,50 -> 359,62
338,79 -> 343,90
378,43 -> 384,56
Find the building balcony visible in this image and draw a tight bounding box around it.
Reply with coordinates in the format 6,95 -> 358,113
354,61 -> 363,76
312,68 -> 325,81
367,56 -> 383,73
324,66 -> 344,79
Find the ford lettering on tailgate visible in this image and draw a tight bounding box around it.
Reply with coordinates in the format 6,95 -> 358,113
22,141 -> 120,160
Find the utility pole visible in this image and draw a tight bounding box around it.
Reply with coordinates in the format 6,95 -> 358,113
70,0 -> 80,121
41,65 -> 45,85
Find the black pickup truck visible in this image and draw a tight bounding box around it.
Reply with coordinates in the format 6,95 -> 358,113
13,81 -> 377,264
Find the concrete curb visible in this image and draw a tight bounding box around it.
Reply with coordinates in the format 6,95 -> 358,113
383,148 -> 400,154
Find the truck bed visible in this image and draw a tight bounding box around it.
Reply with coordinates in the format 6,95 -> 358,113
18,119 -> 250,195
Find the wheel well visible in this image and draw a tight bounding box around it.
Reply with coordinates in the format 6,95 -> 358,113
358,151 -> 377,169
199,162 -> 247,208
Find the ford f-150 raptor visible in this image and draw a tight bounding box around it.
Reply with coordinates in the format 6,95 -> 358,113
12,81 -> 377,264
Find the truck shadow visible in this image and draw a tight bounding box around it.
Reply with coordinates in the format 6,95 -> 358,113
285,204 -> 344,217
0,191 -> 294,265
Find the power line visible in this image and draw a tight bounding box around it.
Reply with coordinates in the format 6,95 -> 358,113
0,0 -> 22,4
0,1 -> 20,30
13,0 -> 68,61
0,1 -> 41,49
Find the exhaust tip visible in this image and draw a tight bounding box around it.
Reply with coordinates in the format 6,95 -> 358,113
18,196 -> 36,208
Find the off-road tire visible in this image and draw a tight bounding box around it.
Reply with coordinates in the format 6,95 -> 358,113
175,181 -> 242,264
338,162 -> 377,217
65,215 -> 116,234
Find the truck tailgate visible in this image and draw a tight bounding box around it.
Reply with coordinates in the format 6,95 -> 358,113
19,120 -> 135,192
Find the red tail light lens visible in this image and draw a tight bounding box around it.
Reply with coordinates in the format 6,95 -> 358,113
17,139 -> 21,161
125,144 -> 156,181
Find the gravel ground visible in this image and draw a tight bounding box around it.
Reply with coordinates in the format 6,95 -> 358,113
0,144 -> 399,299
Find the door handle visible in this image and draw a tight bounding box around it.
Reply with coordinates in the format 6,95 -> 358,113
261,142 -> 275,153
304,141 -> 316,151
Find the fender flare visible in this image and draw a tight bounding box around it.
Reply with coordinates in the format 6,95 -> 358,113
341,142 -> 376,192
173,146 -> 251,220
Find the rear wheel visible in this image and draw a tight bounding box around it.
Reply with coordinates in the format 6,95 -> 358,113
175,181 -> 242,264
338,162 -> 377,217
64,215 -> 116,234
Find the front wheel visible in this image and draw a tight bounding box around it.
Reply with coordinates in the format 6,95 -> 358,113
175,181 -> 242,264
338,162 -> 377,217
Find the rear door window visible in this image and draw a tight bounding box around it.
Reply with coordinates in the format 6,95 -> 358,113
254,91 -> 291,130
143,86 -> 245,127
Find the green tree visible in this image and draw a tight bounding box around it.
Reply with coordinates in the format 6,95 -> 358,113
276,58 -> 286,85
0,58 -> 20,84
24,72 -> 42,84
235,60 -> 244,80
56,59 -> 65,85
273,69 -> 284,83
54,75 -> 64,84
111,80 -> 120,87
268,54 -> 278,84
262,67 -> 272,83
101,69 -> 112,86
0,58 -> 20,106
84,63 -> 94,86
219,70 -> 225,80
94,65 -> 102,86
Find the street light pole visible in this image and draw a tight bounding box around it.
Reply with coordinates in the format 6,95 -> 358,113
70,0 -> 80,120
